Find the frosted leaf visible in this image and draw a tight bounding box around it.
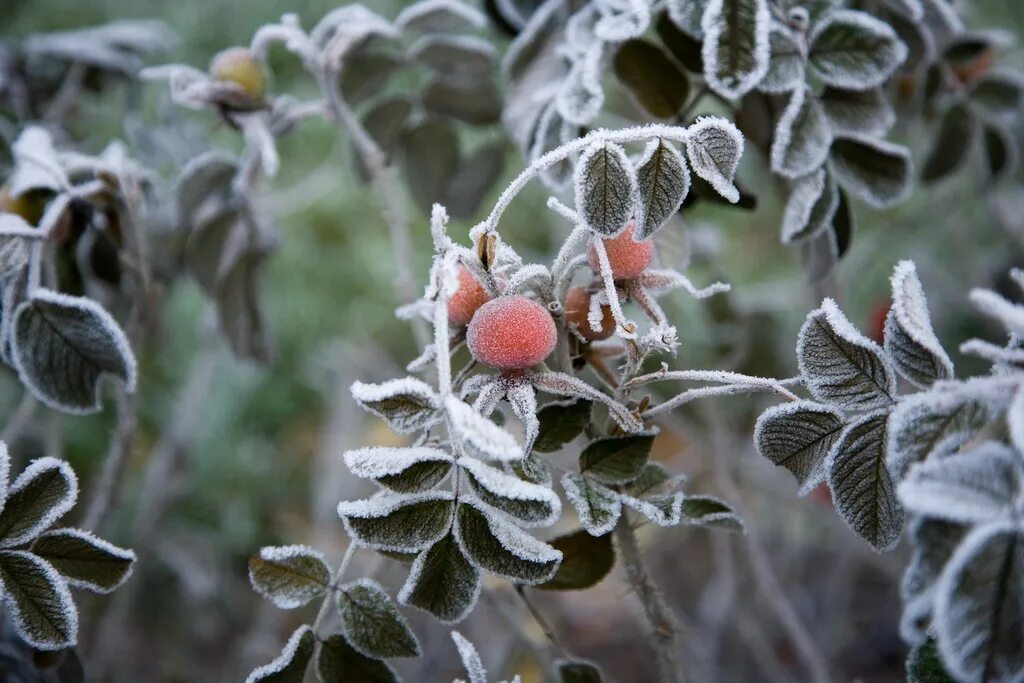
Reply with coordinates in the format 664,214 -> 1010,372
31,528 -> 135,594
445,396 -> 523,462
969,288 -> 1024,339
534,400 -> 592,453
245,624 -> 315,683
901,518 -> 966,646
557,45 -> 605,126
395,0 -> 486,34
667,0 -> 708,38
808,10 -> 908,89
506,383 -> 541,459
758,25 -> 804,93
7,127 -> 68,198
621,492 -> 685,527
594,0 -> 650,41
562,473 -> 622,536
970,71 -> 1024,123
317,633 -> 397,683
314,7 -> 399,70
754,401 -> 845,495
337,578 -> 420,659
532,372 -> 643,433
798,298 -> 896,411
771,86 -> 832,180
460,457 -> 560,527
634,139 -> 689,240
0,216 -> 37,278
887,390 -> 988,480
12,289 -> 137,415
701,0 -> 770,99
781,168 -> 839,244
454,501 -> 562,584
685,117 -> 744,203
530,103 -> 574,192
578,434 -> 654,485
820,87 -> 895,137
451,631 -> 487,683
933,522 -> 1024,683
829,134 -> 912,208
338,492 -> 455,552
884,261 -> 954,388
0,458 -> 78,549
399,532 -> 481,624
826,412 -> 903,552
538,529 -> 615,591
0,550 -> 77,651
1010,386 -> 1024,455
558,660 -> 604,682
899,441 -> 1023,525
679,494 -> 745,532
350,378 -> 442,435
574,142 -> 638,237
344,446 -> 452,494
921,102 -> 976,184
248,545 -> 330,609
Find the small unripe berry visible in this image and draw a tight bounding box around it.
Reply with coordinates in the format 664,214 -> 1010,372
467,295 -> 557,371
449,265 -> 492,327
209,47 -> 266,100
564,286 -> 614,341
0,183 -> 46,225
587,222 -> 654,280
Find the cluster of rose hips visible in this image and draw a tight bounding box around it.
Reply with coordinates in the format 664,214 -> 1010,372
455,223 -> 655,372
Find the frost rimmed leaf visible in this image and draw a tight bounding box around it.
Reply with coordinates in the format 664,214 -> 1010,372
338,492 -> 454,552
808,10 -> 908,89
394,0 -> 485,34
561,473 -> 621,537
245,624 -> 315,683
700,0 -> 770,99
759,25 -> 804,93
351,378 -> 442,435
455,501 -> 561,584
248,545 -> 331,609
337,578 -> 420,659
31,529 -> 135,594
507,383 -> 540,455
680,495 -> 745,532
771,86 -> 832,179
574,142 -> 637,237
781,168 -> 839,244
830,134 -> 912,208
907,637 -> 958,683
685,117 -> 744,203
0,216 -> 36,278
797,298 -> 896,411
634,139 -> 689,240
886,389 -> 988,480
538,529 -> 615,591
970,71 -> 1024,122
445,396 -> 523,461
12,289 -> 137,414
0,550 -> 77,651
460,457 -> 561,527
902,518 -> 967,646
399,532 -> 480,624
343,446 -> 453,493
898,441 -> 1023,525
451,631 -> 487,683
0,458 -> 77,549
820,87 -> 895,137
667,0 -> 708,38
885,261 -> 953,388
922,102 -> 977,183
754,401 -> 845,495
578,434 -> 653,485
558,659 -> 604,683
534,400 -> 592,453
7,127 -> 67,197
933,522 -> 1024,683
827,412 -> 903,552
317,633 -> 397,683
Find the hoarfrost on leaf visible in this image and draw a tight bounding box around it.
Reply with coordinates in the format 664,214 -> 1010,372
248,544 -> 331,609
701,0 -> 770,99
574,141 -> 638,238
0,550 -> 77,651
454,501 -> 561,584
808,9 -> 908,89
886,389 -> 988,480
634,139 -> 689,240
780,168 -> 839,244
820,87 -> 895,138
759,25 -> 805,93
351,378 -> 442,435
562,472 -> 622,537
338,492 -> 455,552
884,260 -> 954,388
31,528 -> 135,594
770,86 -> 833,180
754,400 -> 845,495
685,117 -> 744,203
460,456 -> 561,527
445,395 -> 523,461
0,457 -> 78,549
829,135 -> 913,209
337,578 -> 420,659
244,624 -> 315,683
399,532 -> 481,624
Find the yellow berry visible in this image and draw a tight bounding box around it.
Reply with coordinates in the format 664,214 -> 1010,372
209,47 -> 266,100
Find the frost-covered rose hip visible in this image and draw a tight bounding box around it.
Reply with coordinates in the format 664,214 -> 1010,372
467,295 -> 557,371
587,222 -> 654,280
448,266 -> 492,327
209,47 -> 266,99
564,286 -> 614,341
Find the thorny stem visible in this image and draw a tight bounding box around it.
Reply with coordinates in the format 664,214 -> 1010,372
613,515 -> 686,683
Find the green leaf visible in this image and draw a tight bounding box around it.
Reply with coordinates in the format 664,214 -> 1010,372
831,188 -> 854,258
31,529 -> 134,594
770,86 -> 832,179
680,495 -> 745,532
808,9 -> 907,89
400,119 -> 460,215
922,102 -> 976,183
245,625 -> 315,683
12,289 -> 136,414
317,634 -> 397,683
575,142 -> 637,237
537,529 -> 615,591
462,458 -> 560,527
0,550 -> 77,651
0,458 -> 77,549
702,0 -> 771,99
399,533 -> 480,624
422,78 -> 502,125
248,546 -> 331,610
623,463 -> 676,498
613,39 -> 690,119
356,97 -> 412,181
511,452 -> 552,485
455,502 -> 561,584
634,139 -> 689,240
339,493 -> 455,553
411,35 -> 495,82
983,123 -> 1018,183
907,637 -> 957,683
558,659 -> 604,682
820,87 -> 895,137
339,52 -> 399,105
337,579 -> 420,658
759,26 -> 804,93
442,142 -> 506,220
829,135 -> 912,208
781,167 -> 839,244
655,13 -> 703,73
969,72 -> 1024,120
578,434 -> 654,485
561,473 -> 621,537
534,400 -> 592,453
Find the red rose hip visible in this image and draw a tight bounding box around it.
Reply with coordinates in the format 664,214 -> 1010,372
448,266 -> 492,327
467,295 -> 557,371
587,222 -> 654,280
564,286 -> 614,341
